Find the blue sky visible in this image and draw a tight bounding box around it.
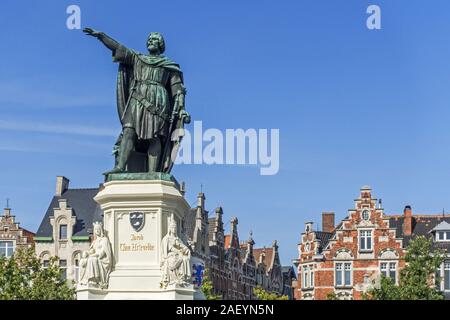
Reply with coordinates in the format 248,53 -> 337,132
2,0 -> 450,265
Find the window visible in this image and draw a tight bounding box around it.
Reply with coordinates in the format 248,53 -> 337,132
0,241 -> 14,257
305,242 -> 310,252
59,224 -> 68,240
335,262 -> 351,287
74,259 -> 80,282
60,260 -> 67,280
344,263 -> 351,285
361,209 -> 370,221
303,266 -> 309,288
43,260 -> 49,268
335,264 -> 342,286
380,262 -> 397,283
444,262 -> 450,291
436,231 -> 450,242
302,265 -> 314,289
359,230 -> 372,251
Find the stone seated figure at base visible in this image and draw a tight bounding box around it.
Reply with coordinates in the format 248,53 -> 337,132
78,222 -> 113,289
160,214 -> 191,288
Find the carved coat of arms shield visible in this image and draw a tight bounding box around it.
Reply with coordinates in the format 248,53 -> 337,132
129,212 -> 145,232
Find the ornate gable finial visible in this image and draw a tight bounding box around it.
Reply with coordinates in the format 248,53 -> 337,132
247,231 -> 255,246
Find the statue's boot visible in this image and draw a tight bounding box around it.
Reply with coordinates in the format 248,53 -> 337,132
102,167 -> 123,176
103,131 -> 135,176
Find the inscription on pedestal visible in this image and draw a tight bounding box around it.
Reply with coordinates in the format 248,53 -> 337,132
116,211 -> 158,265
120,233 -> 155,252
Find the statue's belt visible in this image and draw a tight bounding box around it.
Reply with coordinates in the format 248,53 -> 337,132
129,92 -> 169,120
134,79 -> 165,87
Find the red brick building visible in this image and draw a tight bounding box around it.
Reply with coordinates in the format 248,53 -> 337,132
294,186 -> 450,300
0,207 -> 35,257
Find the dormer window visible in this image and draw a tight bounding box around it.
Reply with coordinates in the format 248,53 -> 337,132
436,231 -> 450,242
431,221 -> 450,242
59,224 -> 68,240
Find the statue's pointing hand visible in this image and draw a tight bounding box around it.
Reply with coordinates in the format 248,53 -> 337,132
83,27 -> 102,38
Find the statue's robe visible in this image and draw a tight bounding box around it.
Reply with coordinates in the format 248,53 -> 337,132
113,45 -> 184,171
83,235 -> 113,287
161,233 -> 191,284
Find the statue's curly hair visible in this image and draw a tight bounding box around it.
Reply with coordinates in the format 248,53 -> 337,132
147,32 -> 165,54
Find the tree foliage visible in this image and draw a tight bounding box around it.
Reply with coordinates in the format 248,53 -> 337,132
0,247 -> 75,300
326,291 -> 340,300
253,286 -> 288,300
200,268 -> 221,300
365,235 -> 445,300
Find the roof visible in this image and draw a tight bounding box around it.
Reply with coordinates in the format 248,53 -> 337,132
254,247 -> 274,267
282,266 -> 297,279
36,188 -> 100,238
315,231 -> 334,251
389,214 -> 450,250
432,220 -> 450,231
224,234 -> 231,249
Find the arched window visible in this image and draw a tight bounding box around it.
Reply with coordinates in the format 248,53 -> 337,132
57,217 -> 68,241
40,251 -> 51,268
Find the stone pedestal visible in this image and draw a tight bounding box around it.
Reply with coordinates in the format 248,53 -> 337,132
76,174 -> 195,300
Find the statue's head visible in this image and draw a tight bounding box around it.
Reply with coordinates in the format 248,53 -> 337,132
147,32 -> 165,55
168,214 -> 177,235
93,221 -> 104,237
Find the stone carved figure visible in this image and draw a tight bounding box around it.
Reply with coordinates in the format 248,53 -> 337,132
79,222 -> 113,289
83,27 -> 190,175
160,214 -> 191,288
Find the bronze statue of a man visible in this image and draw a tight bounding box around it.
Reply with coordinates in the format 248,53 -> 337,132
84,28 -> 190,175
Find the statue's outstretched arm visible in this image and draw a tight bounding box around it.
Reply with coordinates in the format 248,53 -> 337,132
83,27 -> 121,52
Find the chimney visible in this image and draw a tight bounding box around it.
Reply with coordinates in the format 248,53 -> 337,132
322,212 -> 335,233
403,205 -> 412,236
56,176 -> 70,196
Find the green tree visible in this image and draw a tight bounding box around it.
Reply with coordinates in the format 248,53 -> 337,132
200,268 -> 221,300
365,235 -> 445,300
326,291 -> 340,300
363,276 -> 401,300
0,247 -> 75,300
253,286 -> 289,300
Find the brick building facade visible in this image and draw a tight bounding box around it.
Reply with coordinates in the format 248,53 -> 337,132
184,192 -> 295,299
0,207 -> 34,257
294,186 -> 450,300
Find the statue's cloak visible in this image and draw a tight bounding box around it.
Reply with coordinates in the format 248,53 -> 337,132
116,53 -> 182,125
